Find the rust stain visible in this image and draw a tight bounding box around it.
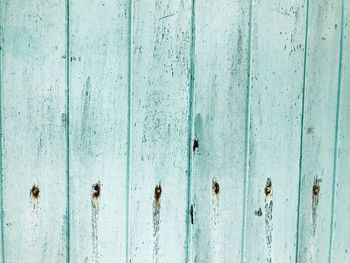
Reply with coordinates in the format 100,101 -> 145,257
154,184 -> 162,207
264,178 -> 272,200
212,180 -> 220,195
92,182 -> 101,207
30,185 -> 40,202
212,179 -> 220,206
153,184 -> 162,262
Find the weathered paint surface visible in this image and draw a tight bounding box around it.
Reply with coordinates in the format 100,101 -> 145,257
0,0 -> 349,262
1,0 -> 67,262
189,0 -> 250,261
244,0 -> 307,262
296,0 -> 343,262
68,0 -> 129,261
128,0 -> 192,262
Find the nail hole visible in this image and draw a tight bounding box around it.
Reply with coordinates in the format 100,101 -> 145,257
154,184 -> 162,206
212,180 -> 220,195
264,178 -> 272,197
193,139 -> 199,153
312,177 -> 320,196
30,185 -> 40,201
92,183 -> 100,200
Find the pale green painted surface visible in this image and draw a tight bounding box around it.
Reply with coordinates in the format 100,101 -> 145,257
0,0 -> 349,262
68,0 -> 129,261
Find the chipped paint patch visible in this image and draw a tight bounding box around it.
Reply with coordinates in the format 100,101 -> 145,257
254,208 -> 263,217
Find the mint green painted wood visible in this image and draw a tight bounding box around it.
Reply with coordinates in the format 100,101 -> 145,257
128,0 -> 192,262
0,0 -> 350,262
189,0 -> 250,262
330,2 -> 350,261
296,0 -> 343,262
68,0 -> 129,261
1,0 -> 67,262
243,0 -> 307,262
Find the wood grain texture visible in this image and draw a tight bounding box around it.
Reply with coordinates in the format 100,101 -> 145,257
189,0 -> 250,262
68,0 -> 129,261
128,0 -> 192,262
243,0 -> 307,262
296,0 -> 343,261
1,0 -> 67,262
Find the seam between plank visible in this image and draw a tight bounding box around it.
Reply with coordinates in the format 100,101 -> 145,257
0,1 -> 6,261
295,0 -> 311,261
185,0 -> 196,262
125,0 -> 133,262
240,0 -> 253,261
65,0 -> 70,261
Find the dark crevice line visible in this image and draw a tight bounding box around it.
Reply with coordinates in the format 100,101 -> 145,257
65,0 -> 70,261
295,0 -> 311,261
240,0 -> 253,261
328,0 -> 345,261
125,0 -> 133,262
0,1 -> 5,261
185,0 -> 196,262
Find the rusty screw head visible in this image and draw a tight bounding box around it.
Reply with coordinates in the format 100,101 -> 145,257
212,181 -> 220,195
264,178 -> 272,197
92,183 -> 100,199
154,185 -> 162,199
312,184 -> 319,196
31,185 -> 40,200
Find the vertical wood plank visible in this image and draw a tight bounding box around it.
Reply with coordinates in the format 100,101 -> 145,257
68,0 -> 129,261
296,0 -> 343,261
330,1 -> 350,261
189,0 -> 250,261
243,0 -> 307,262
128,0 -> 192,262
1,0 -> 67,261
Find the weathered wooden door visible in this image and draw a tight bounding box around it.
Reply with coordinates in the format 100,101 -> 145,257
0,0 -> 349,262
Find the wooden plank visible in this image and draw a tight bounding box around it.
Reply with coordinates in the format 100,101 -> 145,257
1,0 -> 67,261
296,0 -> 343,261
68,0 -> 129,261
243,0 -> 307,262
327,0 -> 350,262
189,0 -> 250,261
128,0 -> 192,262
